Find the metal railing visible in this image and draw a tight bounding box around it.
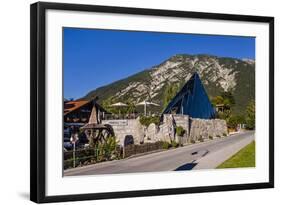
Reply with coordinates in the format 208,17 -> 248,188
64,146 -> 122,170
63,141 -> 166,169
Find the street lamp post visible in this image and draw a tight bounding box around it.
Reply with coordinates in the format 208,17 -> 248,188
70,133 -> 79,168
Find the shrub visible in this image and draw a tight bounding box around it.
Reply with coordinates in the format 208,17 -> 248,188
139,116 -> 160,127
171,140 -> 179,148
63,137 -> 122,170
216,134 -> 221,138
162,141 -> 170,149
190,139 -> 196,144
176,126 -> 185,137
95,136 -> 120,161
198,136 -> 204,142
223,133 -> 227,137
209,135 -> 213,140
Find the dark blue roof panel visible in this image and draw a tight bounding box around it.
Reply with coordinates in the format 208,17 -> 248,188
162,72 -> 215,119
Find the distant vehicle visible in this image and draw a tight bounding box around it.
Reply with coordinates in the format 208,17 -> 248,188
64,133 -> 89,150
77,133 -> 89,145
64,138 -> 73,151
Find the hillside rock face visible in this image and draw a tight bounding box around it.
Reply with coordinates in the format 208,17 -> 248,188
84,54 -> 255,114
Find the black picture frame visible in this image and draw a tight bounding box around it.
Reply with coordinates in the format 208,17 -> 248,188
30,1 -> 274,203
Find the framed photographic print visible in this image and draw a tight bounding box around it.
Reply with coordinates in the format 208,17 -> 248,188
30,2 -> 274,203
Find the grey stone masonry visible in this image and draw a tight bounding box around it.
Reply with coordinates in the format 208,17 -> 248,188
189,118 -> 228,142
146,123 -> 160,142
103,118 -> 144,146
172,114 -> 190,144
103,115 -> 227,147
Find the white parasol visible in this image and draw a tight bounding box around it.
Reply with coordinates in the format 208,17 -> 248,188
136,100 -> 160,116
110,102 -> 128,117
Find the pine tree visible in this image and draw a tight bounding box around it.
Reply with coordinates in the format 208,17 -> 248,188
245,100 -> 255,130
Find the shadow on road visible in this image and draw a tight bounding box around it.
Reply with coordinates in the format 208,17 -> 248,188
174,160 -> 198,171
174,150 -> 210,171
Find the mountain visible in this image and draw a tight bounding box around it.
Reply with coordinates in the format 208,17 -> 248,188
82,54 -> 255,115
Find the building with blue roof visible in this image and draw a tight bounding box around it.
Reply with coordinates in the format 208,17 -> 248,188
162,72 -> 215,119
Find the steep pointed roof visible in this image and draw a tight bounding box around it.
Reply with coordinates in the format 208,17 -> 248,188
162,72 -> 215,119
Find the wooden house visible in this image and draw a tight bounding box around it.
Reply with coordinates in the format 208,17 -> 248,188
64,99 -> 108,138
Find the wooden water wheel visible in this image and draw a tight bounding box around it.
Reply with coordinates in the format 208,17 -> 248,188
81,123 -> 114,145
81,100 -> 115,146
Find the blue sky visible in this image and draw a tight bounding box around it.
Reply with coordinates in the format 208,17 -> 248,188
63,28 -> 255,99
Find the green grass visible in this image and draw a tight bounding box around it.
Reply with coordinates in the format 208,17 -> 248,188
217,141 -> 255,169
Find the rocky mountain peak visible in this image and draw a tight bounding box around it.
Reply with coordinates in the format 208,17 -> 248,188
83,54 -> 255,114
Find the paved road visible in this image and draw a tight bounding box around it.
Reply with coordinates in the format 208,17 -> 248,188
64,131 -> 255,176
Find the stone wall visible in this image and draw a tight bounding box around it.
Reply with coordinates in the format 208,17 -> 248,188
189,118 -> 228,142
146,123 -> 160,142
103,115 -> 227,147
102,119 -> 144,146
172,114 -> 189,144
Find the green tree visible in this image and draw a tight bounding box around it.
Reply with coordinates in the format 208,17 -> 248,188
163,83 -> 180,108
227,115 -> 239,129
212,95 -> 224,106
221,91 -> 235,106
101,97 -> 118,114
212,92 -> 235,108
126,100 -> 136,114
227,115 -> 245,129
212,91 -> 236,120
223,98 -> 232,110
245,100 -> 255,130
